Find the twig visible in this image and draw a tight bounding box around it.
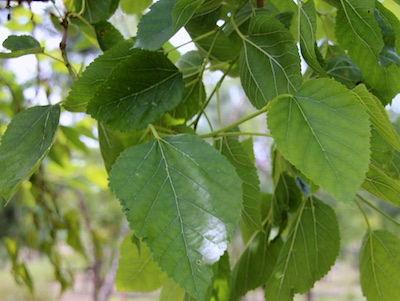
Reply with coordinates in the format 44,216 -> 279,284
257,0 -> 263,8
59,14 -> 78,80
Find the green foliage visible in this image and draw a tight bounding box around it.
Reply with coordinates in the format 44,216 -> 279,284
1,0 -> 400,300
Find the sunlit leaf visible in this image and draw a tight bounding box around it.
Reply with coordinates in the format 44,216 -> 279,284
160,278 -> 185,301
116,232 -> 166,292
209,252 -> 231,301
265,198 -> 340,300
135,0 -> 205,51
240,14 -> 302,109
359,230 -> 400,301
120,0 -> 152,15
268,78 -> 371,202
87,49 -> 184,131
0,105 -> 60,203
109,134 -> 242,300
65,39 -> 135,112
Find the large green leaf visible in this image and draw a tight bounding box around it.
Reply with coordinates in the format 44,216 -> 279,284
216,135 -> 263,231
0,35 -> 44,59
359,230 -> 400,301
265,198 -> 340,300
86,49 -> 184,131
240,14 -> 302,109
229,235 -> 283,301
64,39 -> 135,112
268,78 -> 371,202
299,0 -> 326,76
116,232 -> 166,292
325,55 -> 362,89
135,0 -> 204,51
362,163 -> 400,208
0,105 -> 60,202
353,84 -> 400,152
109,134 -> 243,300
160,278 -> 185,301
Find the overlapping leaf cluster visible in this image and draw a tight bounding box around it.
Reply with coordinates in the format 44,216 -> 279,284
1,0 -> 400,300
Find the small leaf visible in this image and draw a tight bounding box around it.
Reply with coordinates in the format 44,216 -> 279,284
2,35 -> 40,51
94,21 -> 124,52
229,236 -> 283,301
87,49 -> 185,131
0,35 -> 44,59
240,14 -> 302,109
299,0 -> 326,76
64,39 -> 135,112
359,230 -> 400,301
265,198 -> 340,300
116,232 -> 166,292
353,84 -> 400,152
362,163 -> 400,208
109,134 -> 243,300
172,51 -> 206,121
209,252 -> 231,301
0,105 -> 60,202
216,135 -> 263,231
135,0 -> 205,51
268,78 -> 371,202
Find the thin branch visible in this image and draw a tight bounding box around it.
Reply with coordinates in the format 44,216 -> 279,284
257,0 -> 263,8
59,14 -> 78,80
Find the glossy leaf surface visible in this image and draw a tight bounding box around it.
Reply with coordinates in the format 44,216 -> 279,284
0,105 -> 60,202
116,232 -> 166,292
268,78 -> 371,202
265,198 -> 340,300
240,14 -> 302,109
359,230 -> 400,301
109,134 -> 242,300
87,49 -> 184,131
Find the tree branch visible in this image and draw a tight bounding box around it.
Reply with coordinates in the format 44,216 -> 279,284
59,14 -> 78,80
257,0 -> 263,8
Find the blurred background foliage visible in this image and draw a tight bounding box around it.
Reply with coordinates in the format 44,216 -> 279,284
0,1 -> 400,301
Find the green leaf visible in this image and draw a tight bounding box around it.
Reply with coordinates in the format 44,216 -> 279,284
268,78 -> 371,202
362,163 -> 400,208
0,105 -> 60,203
229,236 -> 283,301
94,21 -> 124,52
64,39 -> 135,112
74,0 -> 118,24
209,252 -> 231,301
172,51 -> 206,121
325,55 -> 362,89
0,35 -> 44,59
216,135 -> 263,231
240,14 -> 302,109
353,84 -> 400,152
336,0 -> 400,103
109,134 -> 243,300
299,0 -> 327,76
359,230 -> 400,301
120,0 -> 152,15
2,35 -> 40,51
116,232 -> 166,292
87,49 -> 184,131
265,198 -> 340,300
135,0 -> 205,51
98,123 -> 148,173
160,278 -> 185,301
